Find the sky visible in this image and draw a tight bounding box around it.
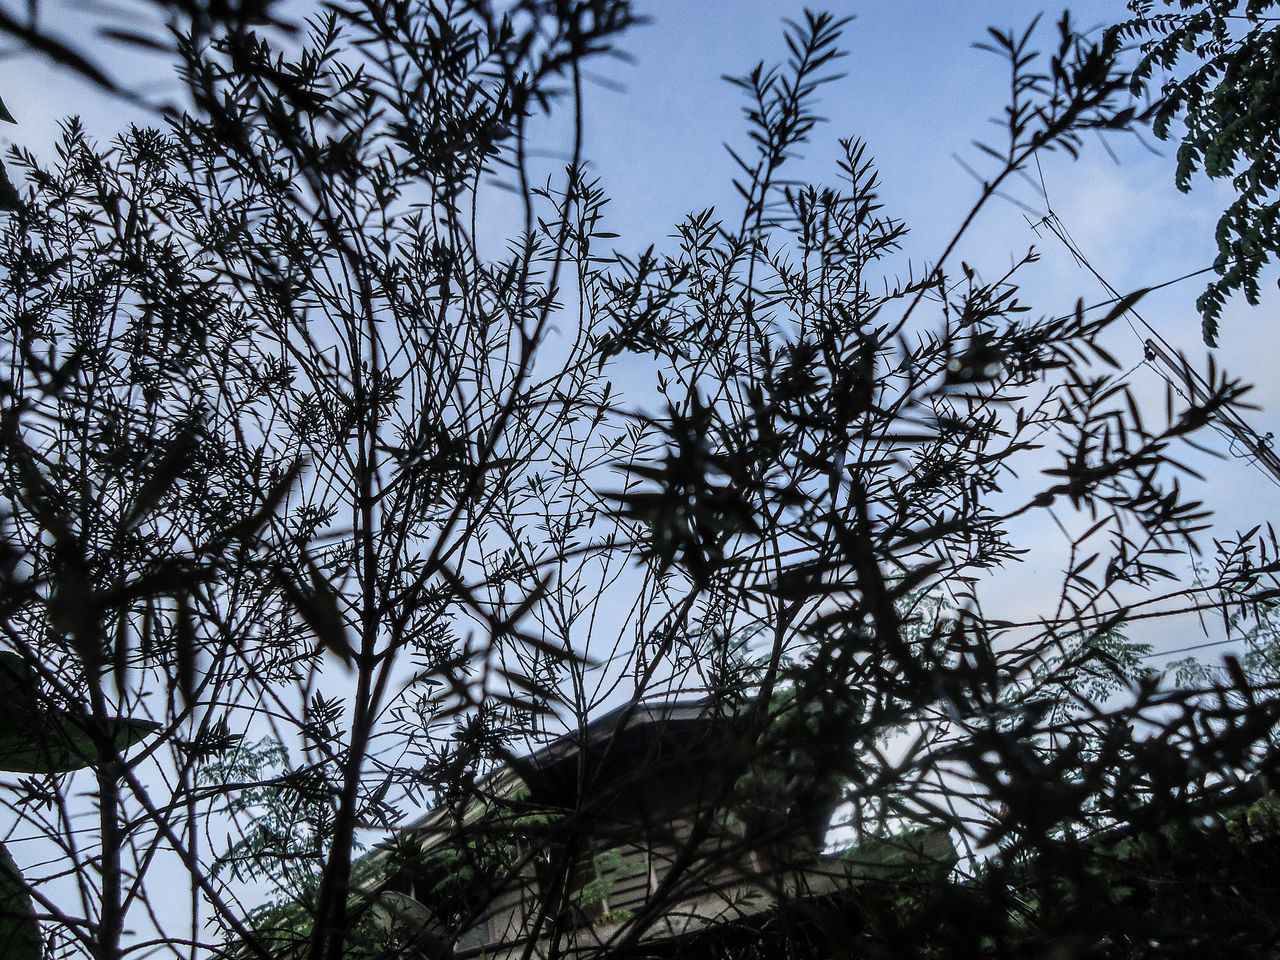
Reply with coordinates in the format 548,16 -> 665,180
568,1 -> 1280,663
1,0 -> 1278,936
3,0 -> 1279,664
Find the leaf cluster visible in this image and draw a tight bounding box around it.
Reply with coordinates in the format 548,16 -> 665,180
1113,0 -> 1280,343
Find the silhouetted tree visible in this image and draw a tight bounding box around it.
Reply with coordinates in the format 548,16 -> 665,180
0,6 -> 1277,960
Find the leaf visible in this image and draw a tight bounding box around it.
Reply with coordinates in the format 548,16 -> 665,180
0,712 -> 159,773
0,653 -> 29,700
0,8 -> 120,92
279,555 -> 354,667
0,159 -> 20,212
96,28 -> 171,54
0,841 -> 39,960
122,424 -> 200,530
215,459 -> 304,547
175,593 -> 198,707
0,653 -> 159,772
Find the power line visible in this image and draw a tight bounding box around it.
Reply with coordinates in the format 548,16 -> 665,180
1049,262 -> 1222,323
1029,158 -> 1278,667
1142,636 -> 1240,661
1030,212 -> 1280,490
1141,334 -> 1280,483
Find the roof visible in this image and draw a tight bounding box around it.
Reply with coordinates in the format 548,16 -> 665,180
248,696 -> 959,960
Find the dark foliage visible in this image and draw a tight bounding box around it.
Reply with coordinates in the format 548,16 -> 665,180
1112,0 -> 1280,344
0,5 -> 1277,960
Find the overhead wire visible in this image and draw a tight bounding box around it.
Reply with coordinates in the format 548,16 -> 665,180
1027,159 -> 1280,664
1026,162 -> 1280,491
1141,635 -> 1242,661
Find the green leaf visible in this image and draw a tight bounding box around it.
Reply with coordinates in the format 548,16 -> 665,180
0,841 -> 40,960
0,714 -> 160,774
0,95 -> 15,124
0,653 -> 159,773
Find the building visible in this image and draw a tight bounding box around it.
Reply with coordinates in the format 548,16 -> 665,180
252,697 -> 955,959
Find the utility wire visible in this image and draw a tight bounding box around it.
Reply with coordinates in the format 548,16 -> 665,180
1141,636 -> 1242,661
1048,262 -> 1222,324
1027,159 -> 1280,487
1025,169 -> 1280,664
1029,211 -> 1280,490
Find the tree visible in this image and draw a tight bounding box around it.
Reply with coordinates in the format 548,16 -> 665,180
0,0 -> 299,109
583,11 -> 1280,953
1,3 -> 642,959
1,5 -> 1278,960
1112,0 -> 1280,344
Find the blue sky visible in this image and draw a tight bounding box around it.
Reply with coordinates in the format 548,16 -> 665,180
571,1 -> 1280,658
2,5 -> 1280,942
1,0 -> 1277,930
3,0 -> 1278,660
